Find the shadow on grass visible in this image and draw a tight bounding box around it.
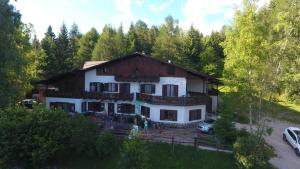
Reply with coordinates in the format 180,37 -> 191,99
57,142 -> 236,169
221,92 -> 300,124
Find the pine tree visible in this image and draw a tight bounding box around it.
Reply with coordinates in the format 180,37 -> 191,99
55,23 -> 72,73
92,25 -> 118,60
69,23 -> 81,69
127,23 -> 138,53
76,28 -> 99,68
152,16 -> 183,63
181,25 -> 203,70
41,25 -> 57,77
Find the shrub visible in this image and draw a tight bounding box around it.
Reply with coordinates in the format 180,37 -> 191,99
233,134 -> 274,169
119,134 -> 149,169
0,106 -> 71,169
214,106 -> 237,145
96,131 -> 119,159
69,116 -> 98,156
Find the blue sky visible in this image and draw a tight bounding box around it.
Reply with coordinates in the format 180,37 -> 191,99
10,0 -> 268,39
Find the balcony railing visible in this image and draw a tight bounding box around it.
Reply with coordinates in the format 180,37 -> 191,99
136,93 -> 211,106
45,90 -> 133,101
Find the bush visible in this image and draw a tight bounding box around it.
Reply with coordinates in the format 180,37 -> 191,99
0,106 -> 99,169
69,116 -> 98,156
233,134 -> 274,169
119,134 -> 149,169
0,106 -> 71,169
96,131 -> 119,159
214,106 -> 237,145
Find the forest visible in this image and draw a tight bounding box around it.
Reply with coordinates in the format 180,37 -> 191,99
0,0 -> 299,108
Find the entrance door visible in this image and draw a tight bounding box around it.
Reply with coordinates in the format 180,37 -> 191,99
108,103 -> 114,115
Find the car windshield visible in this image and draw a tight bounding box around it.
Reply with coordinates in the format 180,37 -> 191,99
294,130 -> 300,142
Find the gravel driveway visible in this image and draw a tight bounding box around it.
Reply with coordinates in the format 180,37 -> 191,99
236,119 -> 300,169
266,119 -> 300,169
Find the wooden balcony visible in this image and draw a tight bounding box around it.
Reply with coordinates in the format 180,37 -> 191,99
136,93 -> 211,106
45,90 -> 133,101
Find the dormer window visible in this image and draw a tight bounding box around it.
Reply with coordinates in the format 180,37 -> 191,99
166,66 -> 175,75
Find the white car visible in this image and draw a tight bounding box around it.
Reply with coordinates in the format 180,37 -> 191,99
197,119 -> 216,134
283,127 -> 300,156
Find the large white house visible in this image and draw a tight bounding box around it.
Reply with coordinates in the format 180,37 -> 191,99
38,53 -> 220,126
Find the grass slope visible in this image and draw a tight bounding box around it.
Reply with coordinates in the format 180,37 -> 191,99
58,142 -> 236,169
221,88 -> 300,124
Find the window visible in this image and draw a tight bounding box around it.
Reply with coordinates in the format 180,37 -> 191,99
90,82 -> 103,92
82,102 -> 87,112
160,109 -> 177,121
141,106 -> 150,118
140,84 -> 155,94
189,109 -> 202,121
166,66 -> 175,75
104,83 -> 118,92
162,85 -> 178,97
117,104 -> 135,114
50,102 -> 75,112
88,102 -> 104,112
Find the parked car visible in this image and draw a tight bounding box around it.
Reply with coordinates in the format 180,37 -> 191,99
283,127 -> 300,156
20,99 -> 37,109
197,119 -> 216,134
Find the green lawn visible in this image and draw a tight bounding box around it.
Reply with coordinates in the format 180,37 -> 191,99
58,142 -> 236,169
220,87 -> 300,124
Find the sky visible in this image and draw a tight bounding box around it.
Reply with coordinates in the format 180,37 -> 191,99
10,0 -> 269,39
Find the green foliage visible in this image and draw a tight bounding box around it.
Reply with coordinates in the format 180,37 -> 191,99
152,16 -> 183,63
96,131 -> 119,159
0,106 -> 71,168
69,116 -> 98,156
234,134 -> 274,169
92,25 -> 122,60
119,134 -> 150,169
76,27 -> 99,67
181,26 -> 203,70
214,106 -> 237,145
0,106 -> 99,169
0,0 -> 34,108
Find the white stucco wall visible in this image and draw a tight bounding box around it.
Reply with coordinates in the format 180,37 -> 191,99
85,69 -> 118,91
139,102 -> 205,123
186,79 -> 206,94
156,77 -> 186,96
85,68 -> 187,96
45,97 -> 84,113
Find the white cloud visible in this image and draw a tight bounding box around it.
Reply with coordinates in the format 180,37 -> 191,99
112,0 -> 136,32
180,0 -> 241,34
150,0 -> 174,13
134,0 -> 144,6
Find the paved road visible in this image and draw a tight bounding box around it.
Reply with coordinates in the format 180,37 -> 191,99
236,119 -> 300,169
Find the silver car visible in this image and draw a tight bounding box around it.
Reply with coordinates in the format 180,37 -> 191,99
197,119 -> 215,134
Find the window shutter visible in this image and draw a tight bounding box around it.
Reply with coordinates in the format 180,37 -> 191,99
162,85 -> 167,96
100,83 -> 104,92
114,83 -> 118,92
151,84 -> 155,94
131,104 -> 135,113
160,110 -> 164,120
140,84 -> 145,93
174,85 -> 178,96
173,111 -> 177,121
90,83 -> 93,92
104,83 -> 108,91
